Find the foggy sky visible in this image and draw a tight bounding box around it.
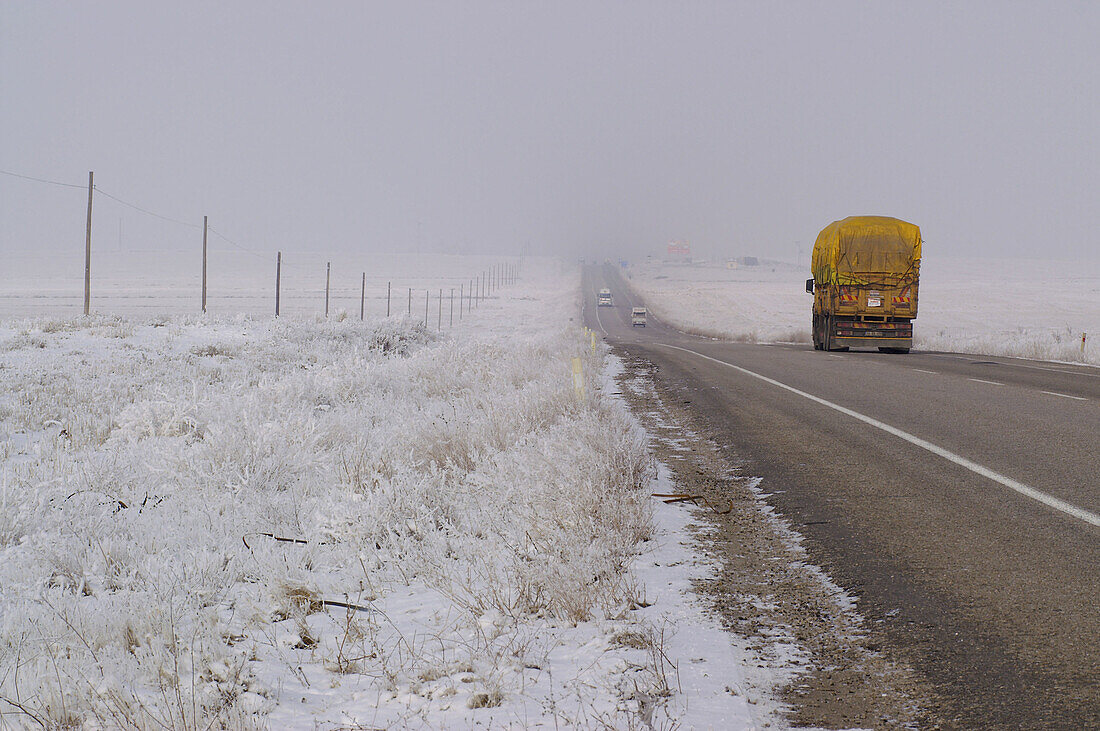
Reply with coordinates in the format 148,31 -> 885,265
2,1 -> 1098,263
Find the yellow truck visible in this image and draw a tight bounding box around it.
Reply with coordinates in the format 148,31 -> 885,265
806,216 -> 921,353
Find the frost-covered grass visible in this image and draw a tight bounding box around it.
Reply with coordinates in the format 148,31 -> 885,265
627,257 -> 1100,365
0,267 -> 670,728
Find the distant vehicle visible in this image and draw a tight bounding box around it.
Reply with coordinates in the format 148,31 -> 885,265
631,307 -> 647,327
597,288 -> 613,307
807,216 -> 921,353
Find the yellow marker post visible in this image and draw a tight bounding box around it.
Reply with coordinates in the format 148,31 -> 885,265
590,331 -> 597,352
571,357 -> 585,400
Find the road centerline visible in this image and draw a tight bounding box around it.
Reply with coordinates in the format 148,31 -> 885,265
658,343 -> 1100,530
968,378 -> 1004,386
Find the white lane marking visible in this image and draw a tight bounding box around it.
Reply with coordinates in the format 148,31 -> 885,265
968,378 -> 1003,386
659,343 -> 1100,529
827,354 -> 844,359
1042,390 -> 1088,401
912,369 -> 938,374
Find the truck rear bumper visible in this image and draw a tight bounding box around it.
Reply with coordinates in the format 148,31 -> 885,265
834,336 -> 912,350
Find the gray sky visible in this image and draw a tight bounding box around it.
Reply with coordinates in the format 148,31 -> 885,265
2,1 -> 1098,262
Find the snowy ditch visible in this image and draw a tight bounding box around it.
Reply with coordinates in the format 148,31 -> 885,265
0,266 -> 783,729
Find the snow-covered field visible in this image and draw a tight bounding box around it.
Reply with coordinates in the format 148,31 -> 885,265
0,259 -> 782,729
627,257 -> 1100,365
0,249 -> 508,320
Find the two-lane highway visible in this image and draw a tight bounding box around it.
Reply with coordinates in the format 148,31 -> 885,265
586,264 -> 1100,728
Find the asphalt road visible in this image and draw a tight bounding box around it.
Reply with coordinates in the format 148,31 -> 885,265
585,264 -> 1100,729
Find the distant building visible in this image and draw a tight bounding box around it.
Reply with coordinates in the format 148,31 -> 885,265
667,241 -> 690,260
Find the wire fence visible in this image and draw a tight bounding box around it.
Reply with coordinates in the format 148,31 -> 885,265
0,168 -> 520,324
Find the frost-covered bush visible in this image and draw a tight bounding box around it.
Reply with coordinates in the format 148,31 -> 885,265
0,301 -> 652,726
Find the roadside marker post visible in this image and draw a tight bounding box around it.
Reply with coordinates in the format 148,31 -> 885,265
572,357 -> 585,401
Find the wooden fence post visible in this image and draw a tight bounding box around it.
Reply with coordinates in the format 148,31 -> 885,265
84,171 -> 93,315
201,215 -> 208,313
275,252 -> 282,317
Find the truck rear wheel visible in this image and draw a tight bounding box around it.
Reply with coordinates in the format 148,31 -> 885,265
823,316 -> 848,352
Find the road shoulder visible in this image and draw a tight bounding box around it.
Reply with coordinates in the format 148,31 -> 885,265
614,348 -> 933,729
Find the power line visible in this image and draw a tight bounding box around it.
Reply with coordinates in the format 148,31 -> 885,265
207,225 -> 267,259
0,168 -> 86,189
93,186 -> 202,230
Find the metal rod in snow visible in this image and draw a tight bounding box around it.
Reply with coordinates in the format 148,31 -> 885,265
325,262 -> 331,317
201,215 -> 208,313
387,281 -> 391,317
459,284 -> 463,318
275,251 -> 282,317
84,171 -> 93,315
360,272 -> 365,320
437,288 -> 442,329
450,288 -> 454,327
408,287 -> 412,315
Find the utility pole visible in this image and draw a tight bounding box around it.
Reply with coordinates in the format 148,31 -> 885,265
201,215 -> 208,313
84,171 -> 93,315
275,252 -> 282,317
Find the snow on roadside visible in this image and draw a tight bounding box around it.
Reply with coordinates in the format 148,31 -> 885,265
626,257 -> 1100,365
0,261 -> 770,729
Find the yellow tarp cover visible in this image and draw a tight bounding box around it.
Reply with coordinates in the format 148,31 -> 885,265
811,216 -> 921,286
